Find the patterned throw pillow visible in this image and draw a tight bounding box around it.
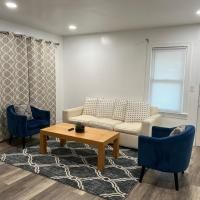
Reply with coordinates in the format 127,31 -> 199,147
170,125 -> 186,136
125,101 -> 150,122
96,98 -> 115,118
14,104 -> 33,120
83,97 -> 98,116
112,99 -> 127,121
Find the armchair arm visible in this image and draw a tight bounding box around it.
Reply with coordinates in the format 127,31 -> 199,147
63,106 -> 84,122
7,110 -> 28,137
141,114 -> 162,137
31,106 -> 50,123
138,133 -> 194,172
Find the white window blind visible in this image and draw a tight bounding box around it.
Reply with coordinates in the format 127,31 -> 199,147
150,47 -> 187,113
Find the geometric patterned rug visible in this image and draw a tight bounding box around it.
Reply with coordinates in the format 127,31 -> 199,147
0,140 -> 141,200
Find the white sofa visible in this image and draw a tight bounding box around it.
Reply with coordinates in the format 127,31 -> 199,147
63,98 -> 161,149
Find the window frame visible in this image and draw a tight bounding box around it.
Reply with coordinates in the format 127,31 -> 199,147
146,43 -> 191,115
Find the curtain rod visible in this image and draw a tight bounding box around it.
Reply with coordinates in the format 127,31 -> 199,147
0,31 -> 60,46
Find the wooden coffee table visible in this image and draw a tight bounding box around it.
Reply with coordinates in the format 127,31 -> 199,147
40,123 -> 120,170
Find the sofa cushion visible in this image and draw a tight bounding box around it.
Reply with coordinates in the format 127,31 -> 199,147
114,122 -> 142,136
125,101 -> 150,122
68,115 -> 97,125
83,97 -> 98,116
96,98 -> 115,118
88,118 -> 122,130
112,99 -> 127,121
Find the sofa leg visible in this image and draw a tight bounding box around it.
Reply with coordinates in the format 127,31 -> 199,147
139,166 -> 145,183
9,136 -> 13,145
22,137 -> 26,149
174,173 -> 179,191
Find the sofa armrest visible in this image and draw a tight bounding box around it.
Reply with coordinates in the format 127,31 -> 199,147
141,114 -> 162,137
63,106 -> 84,122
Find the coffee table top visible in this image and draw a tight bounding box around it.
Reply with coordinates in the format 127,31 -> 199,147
41,123 -> 119,144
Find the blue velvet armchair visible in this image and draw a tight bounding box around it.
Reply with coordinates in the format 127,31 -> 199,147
138,125 -> 195,191
7,105 -> 50,148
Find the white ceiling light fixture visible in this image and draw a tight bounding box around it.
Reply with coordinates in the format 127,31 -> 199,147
5,1 -> 18,9
68,25 -> 77,30
196,10 -> 200,15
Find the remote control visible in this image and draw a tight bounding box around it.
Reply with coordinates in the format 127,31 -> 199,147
68,128 -> 74,131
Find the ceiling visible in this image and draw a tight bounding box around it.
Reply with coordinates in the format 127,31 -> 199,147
0,0 -> 200,36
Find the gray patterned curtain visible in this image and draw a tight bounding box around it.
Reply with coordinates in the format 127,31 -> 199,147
0,33 -> 29,140
0,33 -> 56,141
27,39 -> 56,125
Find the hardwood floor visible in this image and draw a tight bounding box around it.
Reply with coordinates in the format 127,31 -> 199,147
0,140 -> 199,200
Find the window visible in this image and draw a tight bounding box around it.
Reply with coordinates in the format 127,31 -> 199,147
150,46 -> 187,113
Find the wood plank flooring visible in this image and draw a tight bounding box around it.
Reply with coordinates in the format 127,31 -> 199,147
0,140 -> 199,200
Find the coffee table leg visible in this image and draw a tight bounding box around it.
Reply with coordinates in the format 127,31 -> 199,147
98,144 -> 105,171
113,137 -> 119,158
40,133 -> 47,154
60,139 -> 66,147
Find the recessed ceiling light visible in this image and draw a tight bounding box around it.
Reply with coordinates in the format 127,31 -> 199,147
196,10 -> 200,15
5,1 -> 18,9
68,25 -> 77,30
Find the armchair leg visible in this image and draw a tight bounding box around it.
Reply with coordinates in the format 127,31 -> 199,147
139,166 -> 145,183
22,137 -> 26,149
9,135 -> 13,145
174,173 -> 179,191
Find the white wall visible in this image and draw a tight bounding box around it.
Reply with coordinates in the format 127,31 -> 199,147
63,32 -> 148,107
63,24 -> 200,144
0,19 -> 64,123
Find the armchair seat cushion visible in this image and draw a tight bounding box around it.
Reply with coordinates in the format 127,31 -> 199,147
114,122 -> 142,135
27,119 -> 49,130
88,118 -> 122,130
